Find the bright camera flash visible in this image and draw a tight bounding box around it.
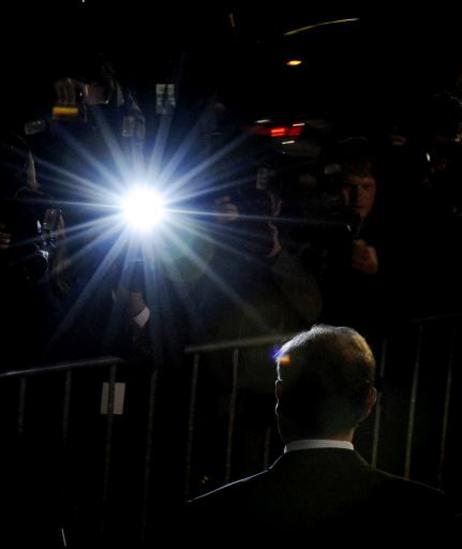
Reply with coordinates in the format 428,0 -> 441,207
122,186 -> 166,231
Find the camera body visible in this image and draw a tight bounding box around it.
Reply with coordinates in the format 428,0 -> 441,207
0,190 -> 59,283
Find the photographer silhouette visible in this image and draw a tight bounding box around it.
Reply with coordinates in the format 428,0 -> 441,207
0,134 -> 66,367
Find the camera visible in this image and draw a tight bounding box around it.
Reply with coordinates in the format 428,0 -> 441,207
0,189 -> 60,283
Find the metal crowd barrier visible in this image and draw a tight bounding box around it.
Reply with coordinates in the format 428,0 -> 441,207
0,356 -> 161,545
183,317 -> 462,505
0,315 -> 461,546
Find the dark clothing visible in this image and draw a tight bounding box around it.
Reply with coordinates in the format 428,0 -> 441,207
0,268 -> 59,369
319,215 -> 387,333
192,247 -> 321,345
187,448 -> 454,545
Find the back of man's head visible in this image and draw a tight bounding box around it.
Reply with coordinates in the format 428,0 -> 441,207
276,325 -> 376,441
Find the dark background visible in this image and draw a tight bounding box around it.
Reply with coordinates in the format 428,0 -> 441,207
3,3 -> 462,132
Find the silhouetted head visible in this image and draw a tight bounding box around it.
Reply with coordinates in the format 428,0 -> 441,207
275,325 -> 376,442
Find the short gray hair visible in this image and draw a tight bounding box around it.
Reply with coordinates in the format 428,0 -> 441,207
276,325 -> 376,436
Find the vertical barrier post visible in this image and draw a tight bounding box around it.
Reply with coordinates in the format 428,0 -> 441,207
101,362 -> 117,535
62,370 -> 73,445
438,329 -> 455,488
184,353 -> 200,500
140,368 -> 159,541
371,337 -> 388,468
225,349 -> 239,483
405,325 -> 424,479
17,377 -> 27,437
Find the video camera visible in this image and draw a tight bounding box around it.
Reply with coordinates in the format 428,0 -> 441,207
51,76 -> 115,123
0,136 -> 61,283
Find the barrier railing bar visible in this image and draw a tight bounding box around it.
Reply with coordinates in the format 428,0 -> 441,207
0,356 -> 125,380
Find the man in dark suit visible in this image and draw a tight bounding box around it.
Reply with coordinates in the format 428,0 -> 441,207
186,325 -> 454,545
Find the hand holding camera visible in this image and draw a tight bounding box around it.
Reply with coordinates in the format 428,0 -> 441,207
351,239 -> 378,275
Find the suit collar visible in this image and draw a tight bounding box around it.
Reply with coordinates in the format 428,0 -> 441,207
270,447 -> 370,472
284,439 -> 354,453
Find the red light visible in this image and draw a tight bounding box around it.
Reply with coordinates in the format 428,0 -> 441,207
246,124 -> 303,138
287,126 -> 303,137
270,127 -> 286,137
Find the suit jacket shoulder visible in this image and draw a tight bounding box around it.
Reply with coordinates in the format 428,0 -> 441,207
185,449 -> 454,545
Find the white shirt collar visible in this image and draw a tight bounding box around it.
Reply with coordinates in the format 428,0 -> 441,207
133,305 -> 151,328
284,439 -> 354,453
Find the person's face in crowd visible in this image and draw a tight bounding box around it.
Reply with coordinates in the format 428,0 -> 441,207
342,174 -> 377,220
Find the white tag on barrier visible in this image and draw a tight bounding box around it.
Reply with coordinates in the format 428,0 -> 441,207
100,382 -> 126,415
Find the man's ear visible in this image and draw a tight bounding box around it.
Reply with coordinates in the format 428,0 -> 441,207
275,379 -> 283,401
275,379 -> 283,414
366,387 -> 377,416
357,387 -> 377,425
